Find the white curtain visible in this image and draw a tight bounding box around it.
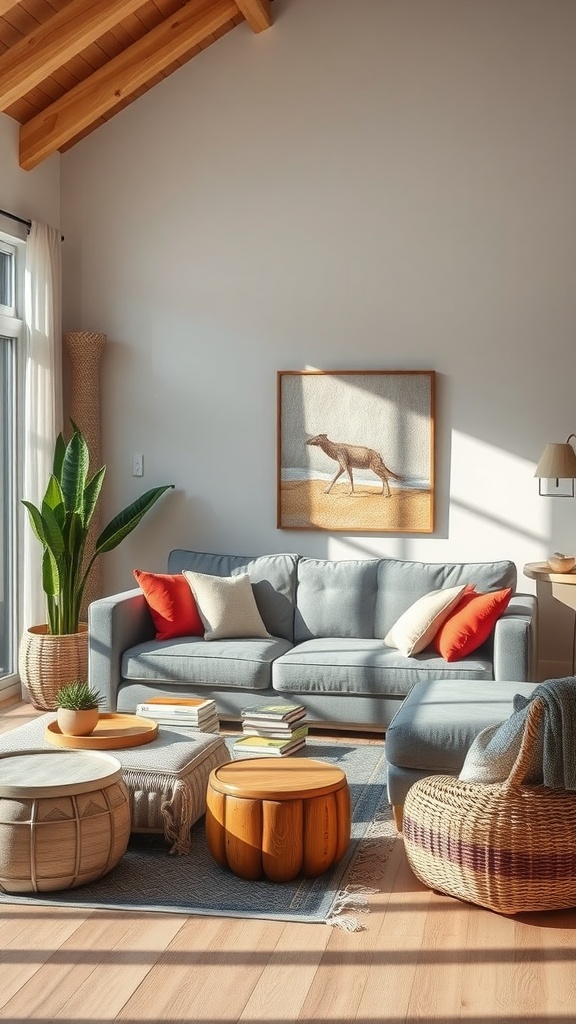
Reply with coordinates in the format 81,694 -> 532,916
22,221 -> 63,631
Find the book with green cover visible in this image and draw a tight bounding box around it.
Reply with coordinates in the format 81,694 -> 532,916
240,702 -> 305,723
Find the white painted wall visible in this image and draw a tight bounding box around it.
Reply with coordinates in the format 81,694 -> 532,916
0,113 -> 60,231
60,0 -> 576,677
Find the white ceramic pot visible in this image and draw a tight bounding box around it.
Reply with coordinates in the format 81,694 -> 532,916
57,707 -> 99,737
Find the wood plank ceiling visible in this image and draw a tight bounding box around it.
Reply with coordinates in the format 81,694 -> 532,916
0,0 -> 272,171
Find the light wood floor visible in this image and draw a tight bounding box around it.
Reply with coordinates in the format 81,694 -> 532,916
1,700 -> 576,1024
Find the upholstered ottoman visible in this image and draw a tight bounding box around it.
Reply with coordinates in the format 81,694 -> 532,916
385,678 -> 539,830
0,718 -> 230,855
106,727 -> 231,853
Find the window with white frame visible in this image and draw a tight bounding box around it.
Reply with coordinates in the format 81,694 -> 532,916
0,236 -> 24,694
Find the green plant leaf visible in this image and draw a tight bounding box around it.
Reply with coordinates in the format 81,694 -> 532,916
95,485 -> 174,554
83,466 -> 106,529
42,546 -> 60,598
60,430 -> 89,514
22,500 -> 45,545
42,476 -> 66,529
39,504 -> 66,558
52,432 -> 66,480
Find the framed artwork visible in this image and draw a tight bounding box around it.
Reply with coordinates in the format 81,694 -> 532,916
277,369 -> 435,533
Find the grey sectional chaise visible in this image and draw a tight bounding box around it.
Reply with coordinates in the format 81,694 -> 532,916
88,549 -> 537,728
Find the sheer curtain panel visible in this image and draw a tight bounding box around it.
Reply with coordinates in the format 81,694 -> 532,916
23,221 -> 63,632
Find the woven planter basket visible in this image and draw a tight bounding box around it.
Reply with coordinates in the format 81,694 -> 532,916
18,624 -> 89,711
403,698 -> 576,915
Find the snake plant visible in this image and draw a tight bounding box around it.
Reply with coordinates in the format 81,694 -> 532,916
22,423 -> 174,635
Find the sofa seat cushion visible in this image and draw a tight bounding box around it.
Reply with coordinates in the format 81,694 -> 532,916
385,677 -> 539,774
122,636 -> 293,690
272,639 -> 494,699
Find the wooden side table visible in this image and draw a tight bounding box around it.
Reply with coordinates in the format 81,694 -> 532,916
205,757 -> 351,882
523,561 -> 576,673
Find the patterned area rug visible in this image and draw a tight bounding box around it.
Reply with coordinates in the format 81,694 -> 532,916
0,736 -> 395,930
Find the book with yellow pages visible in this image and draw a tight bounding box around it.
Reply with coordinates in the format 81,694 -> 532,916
232,734 -> 305,757
241,723 -> 308,742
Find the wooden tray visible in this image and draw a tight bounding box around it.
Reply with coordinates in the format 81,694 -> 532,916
45,713 -> 158,750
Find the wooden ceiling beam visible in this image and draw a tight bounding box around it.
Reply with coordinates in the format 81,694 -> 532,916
0,1 -> 19,15
19,0 -> 239,171
235,0 -> 271,33
0,0 -> 149,112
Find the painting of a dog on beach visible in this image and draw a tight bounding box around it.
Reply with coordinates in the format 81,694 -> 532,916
277,370 -> 435,532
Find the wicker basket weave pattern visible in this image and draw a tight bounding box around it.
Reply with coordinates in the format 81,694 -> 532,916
403,698 -> 576,914
18,624 -> 88,711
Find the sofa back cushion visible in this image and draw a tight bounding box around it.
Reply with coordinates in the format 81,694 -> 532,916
374,558 -> 517,640
294,558 -> 379,641
167,550 -> 298,642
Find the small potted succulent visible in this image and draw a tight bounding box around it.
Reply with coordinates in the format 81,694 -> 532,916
55,680 -> 104,737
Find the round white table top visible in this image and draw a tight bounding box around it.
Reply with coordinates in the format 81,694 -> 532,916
523,561 -> 576,585
0,748 -> 123,799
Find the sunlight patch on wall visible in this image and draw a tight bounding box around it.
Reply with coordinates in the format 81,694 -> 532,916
451,430 -> 549,545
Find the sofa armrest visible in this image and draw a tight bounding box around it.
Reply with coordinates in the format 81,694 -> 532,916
88,589 -> 154,711
492,593 -> 538,682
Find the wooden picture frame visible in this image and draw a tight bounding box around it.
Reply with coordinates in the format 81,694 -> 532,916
277,369 -> 435,533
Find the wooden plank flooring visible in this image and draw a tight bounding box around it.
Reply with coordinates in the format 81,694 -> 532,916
1,700 -> 576,1023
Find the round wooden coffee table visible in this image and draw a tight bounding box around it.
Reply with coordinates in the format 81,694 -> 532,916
205,757 -> 350,882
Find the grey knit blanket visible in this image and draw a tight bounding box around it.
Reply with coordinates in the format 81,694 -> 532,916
459,677 -> 576,790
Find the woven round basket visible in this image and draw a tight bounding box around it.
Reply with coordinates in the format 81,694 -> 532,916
402,698 -> 576,915
18,624 -> 89,711
0,749 -> 130,893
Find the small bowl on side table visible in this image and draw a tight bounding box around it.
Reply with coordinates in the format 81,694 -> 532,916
547,554 -> 576,573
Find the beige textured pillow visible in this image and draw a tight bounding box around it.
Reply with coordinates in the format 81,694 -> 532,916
183,571 -> 271,641
384,585 -> 467,657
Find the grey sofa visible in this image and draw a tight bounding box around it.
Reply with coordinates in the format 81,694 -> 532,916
88,549 -> 538,728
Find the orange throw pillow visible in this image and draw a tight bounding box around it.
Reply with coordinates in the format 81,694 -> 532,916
133,570 -> 204,640
433,587 -> 513,662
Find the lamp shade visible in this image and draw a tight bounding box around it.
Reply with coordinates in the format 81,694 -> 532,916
534,443 -> 576,479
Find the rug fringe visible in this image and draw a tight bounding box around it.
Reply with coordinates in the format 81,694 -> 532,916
325,802 -> 398,931
325,884 -> 379,931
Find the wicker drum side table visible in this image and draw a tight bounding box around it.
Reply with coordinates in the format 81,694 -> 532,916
206,757 -> 351,882
0,748 -> 130,893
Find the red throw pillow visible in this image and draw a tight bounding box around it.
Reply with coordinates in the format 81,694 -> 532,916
433,587 -> 513,662
133,570 -> 204,640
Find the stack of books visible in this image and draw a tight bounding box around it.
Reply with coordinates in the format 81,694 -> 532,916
135,697 -> 219,733
233,702 -> 307,758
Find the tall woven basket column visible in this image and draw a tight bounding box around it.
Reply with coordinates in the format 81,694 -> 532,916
65,331 -> 106,614
402,698 -> 576,915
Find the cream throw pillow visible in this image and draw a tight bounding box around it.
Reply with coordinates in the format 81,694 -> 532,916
384,585 -> 467,657
183,571 -> 271,641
